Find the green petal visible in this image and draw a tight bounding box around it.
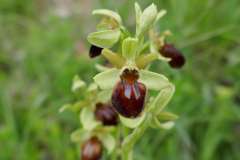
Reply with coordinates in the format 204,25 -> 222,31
93,68 -> 120,90
87,29 -> 121,48
70,129 -> 90,143
120,113 -> 146,129
122,37 -> 139,60
99,133 -> 116,154
93,9 -> 122,25
80,107 -> 100,131
139,70 -> 169,91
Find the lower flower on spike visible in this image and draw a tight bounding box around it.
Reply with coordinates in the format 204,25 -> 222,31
94,102 -> 119,126
111,68 -> 146,118
81,136 -> 102,160
160,43 -> 185,68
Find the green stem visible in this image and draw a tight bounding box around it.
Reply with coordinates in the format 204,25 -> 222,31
121,115 -> 151,160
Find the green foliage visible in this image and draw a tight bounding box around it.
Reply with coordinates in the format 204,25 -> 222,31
0,0 -> 240,160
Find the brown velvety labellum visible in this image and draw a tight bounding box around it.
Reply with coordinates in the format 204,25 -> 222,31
81,137 -> 102,160
160,43 -> 185,68
111,69 -> 146,118
89,45 -> 103,58
94,102 -> 119,126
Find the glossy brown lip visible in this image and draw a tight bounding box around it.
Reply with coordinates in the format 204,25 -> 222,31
111,69 -> 146,118
81,136 -> 102,160
94,102 -> 119,126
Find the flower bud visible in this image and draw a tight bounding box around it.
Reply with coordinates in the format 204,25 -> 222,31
81,136 -> 102,160
89,45 -> 103,58
160,43 -> 185,68
111,69 -> 146,118
94,102 -> 119,126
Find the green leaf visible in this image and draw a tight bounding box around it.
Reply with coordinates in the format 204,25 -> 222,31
120,113 -> 146,129
87,29 -> 121,48
135,2 -> 142,35
157,111 -> 178,121
137,3 -> 158,36
93,68 -> 120,90
139,70 -> 169,91
99,133 -> 116,154
71,75 -> 86,92
93,9 -> 122,25
80,107 -> 100,131
122,37 -> 139,60
70,129 -> 90,143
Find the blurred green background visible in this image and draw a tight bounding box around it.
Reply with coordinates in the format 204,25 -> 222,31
0,0 -> 240,159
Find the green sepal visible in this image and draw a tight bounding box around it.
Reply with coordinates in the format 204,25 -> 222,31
59,101 -> 87,113
135,2 -> 142,35
99,133 -> 116,154
80,107 -> 100,131
154,10 -> 167,24
71,75 -> 86,92
150,117 -> 175,130
97,90 -> 112,103
87,29 -> 121,48
87,83 -> 98,92
149,83 -> 175,114
150,42 -> 170,62
93,9 -> 122,25
137,4 -> 158,37
157,111 -> 178,121
93,68 -> 120,90
70,129 -> 90,143
122,37 -> 139,60
59,104 -> 72,113
139,70 -> 169,91
119,113 -> 146,129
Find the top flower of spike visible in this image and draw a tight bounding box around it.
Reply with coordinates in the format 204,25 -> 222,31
87,3 -> 182,127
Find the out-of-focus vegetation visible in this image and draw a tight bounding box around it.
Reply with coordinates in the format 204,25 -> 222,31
0,0 -> 240,160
